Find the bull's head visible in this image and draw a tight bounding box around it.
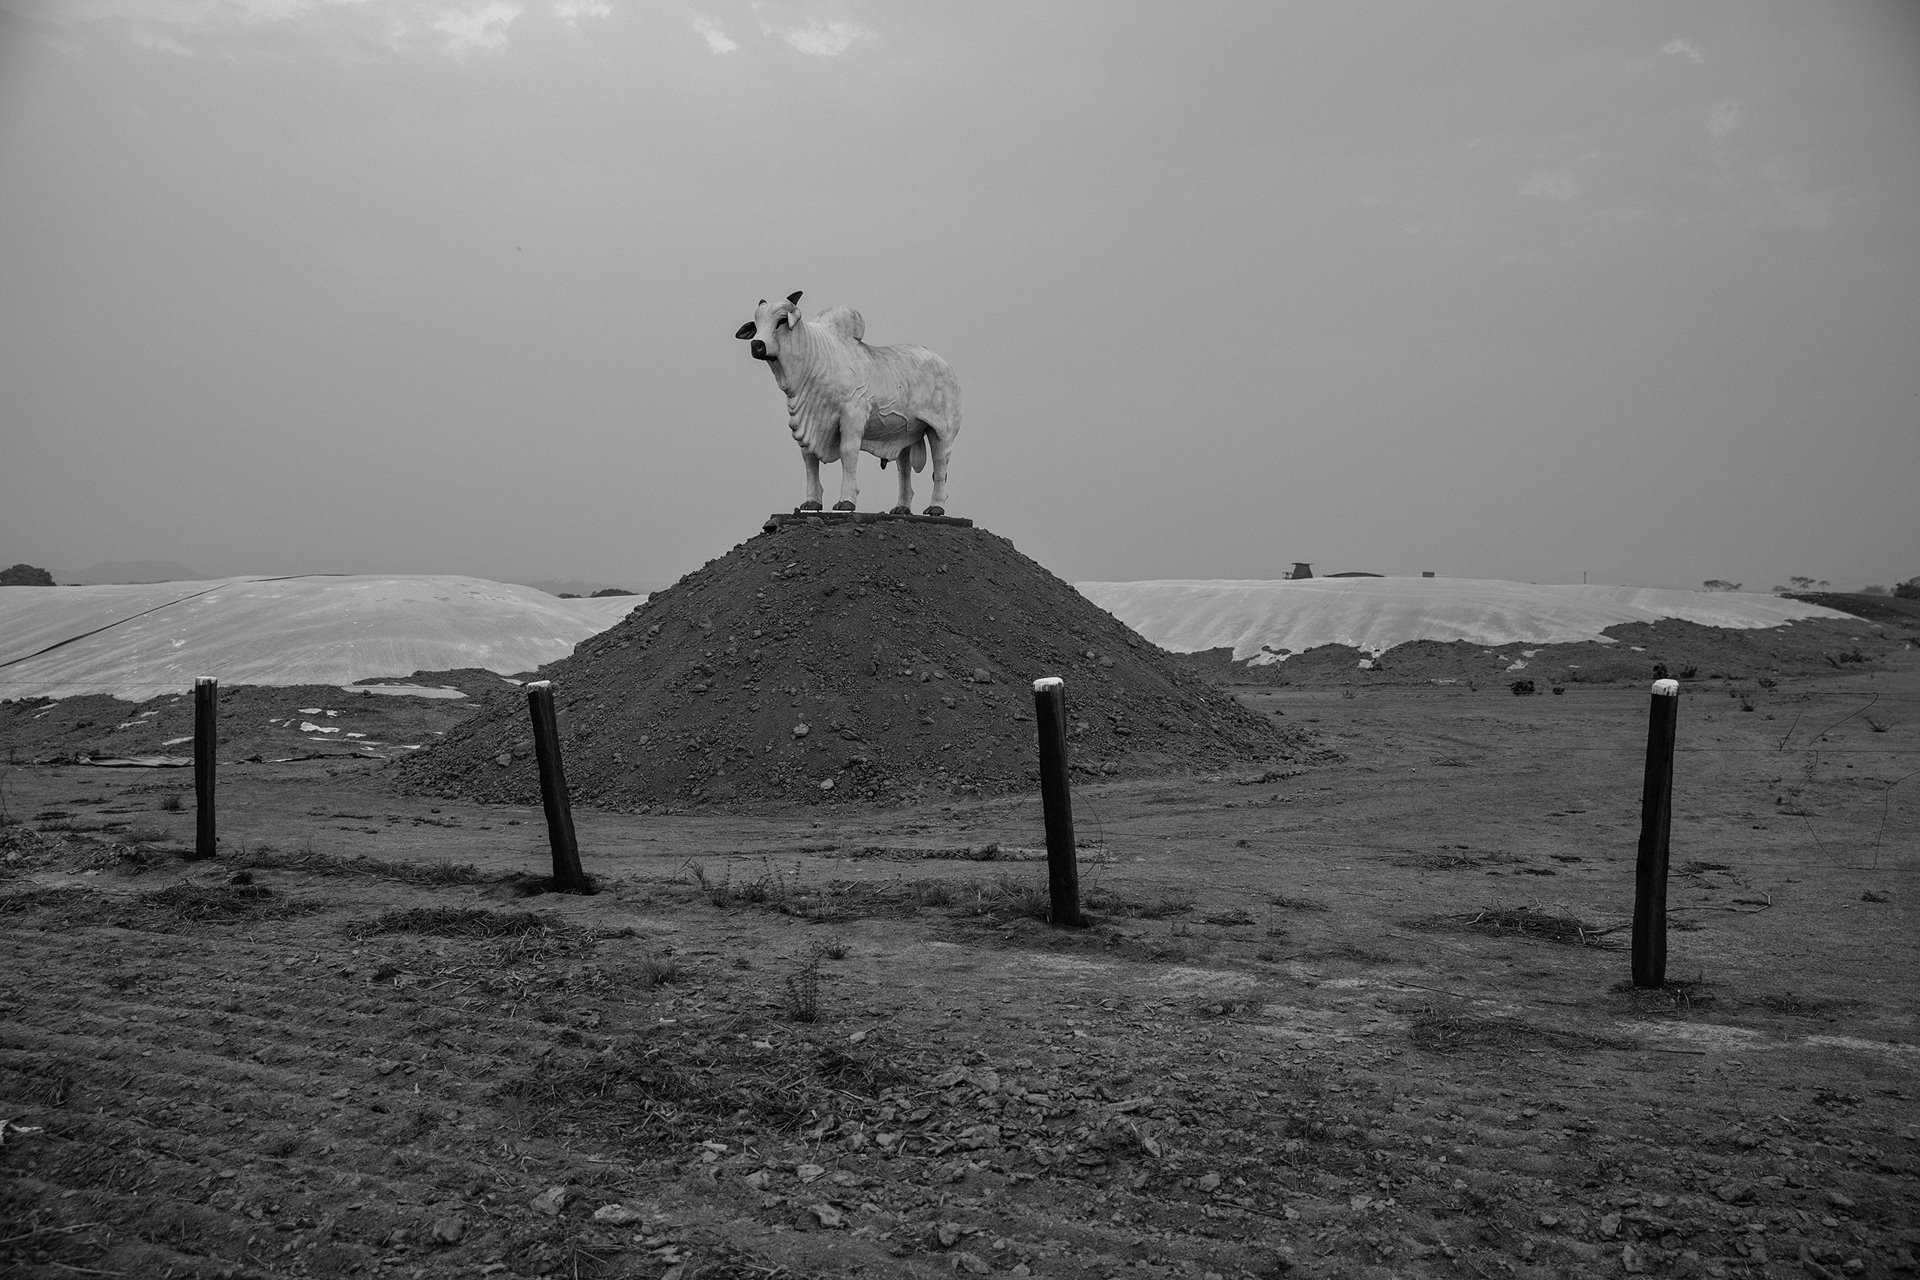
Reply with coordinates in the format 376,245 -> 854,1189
734,290 -> 804,361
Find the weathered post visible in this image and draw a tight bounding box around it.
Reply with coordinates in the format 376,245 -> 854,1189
525,681 -> 589,895
1631,677 -> 1680,987
1031,677 -> 1085,927
193,676 -> 217,859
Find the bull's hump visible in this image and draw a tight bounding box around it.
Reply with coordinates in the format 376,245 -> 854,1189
817,306 -> 864,342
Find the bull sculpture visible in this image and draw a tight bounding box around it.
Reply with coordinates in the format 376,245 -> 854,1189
735,291 -> 961,515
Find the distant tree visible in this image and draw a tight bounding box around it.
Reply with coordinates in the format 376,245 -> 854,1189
557,592 -> 580,599
1895,578 -> 1920,601
1786,576 -> 1830,592
0,563 -> 54,586
590,587 -> 637,597
1701,579 -> 1742,592
1861,585 -> 1890,596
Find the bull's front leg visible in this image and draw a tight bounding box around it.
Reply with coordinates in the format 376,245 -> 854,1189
833,411 -> 863,511
800,451 -> 824,511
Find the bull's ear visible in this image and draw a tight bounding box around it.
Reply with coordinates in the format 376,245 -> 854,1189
734,321 -> 755,339
786,290 -> 803,305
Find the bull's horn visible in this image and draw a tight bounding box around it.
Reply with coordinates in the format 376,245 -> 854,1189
786,290 -> 803,304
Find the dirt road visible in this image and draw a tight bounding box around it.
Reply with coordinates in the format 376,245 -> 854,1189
3,657 -> 1915,1278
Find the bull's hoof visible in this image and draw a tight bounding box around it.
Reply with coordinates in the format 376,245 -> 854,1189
888,505 -> 911,516
798,500 -> 823,511
832,501 -> 855,511
924,505 -> 945,517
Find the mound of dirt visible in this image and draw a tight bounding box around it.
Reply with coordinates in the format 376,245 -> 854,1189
395,518 -> 1302,810
1783,591 -> 1920,629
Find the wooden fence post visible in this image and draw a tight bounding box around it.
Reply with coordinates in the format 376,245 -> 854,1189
1031,677 -> 1085,927
1632,677 -> 1680,988
193,677 -> 217,859
525,681 -> 589,895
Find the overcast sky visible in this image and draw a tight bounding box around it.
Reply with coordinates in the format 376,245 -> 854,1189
1,1 -> 1915,593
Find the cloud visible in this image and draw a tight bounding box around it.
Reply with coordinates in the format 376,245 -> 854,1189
1759,156 -> 1849,231
781,18 -> 870,56
1662,37 -> 1702,64
12,0 -> 379,26
1708,100 -> 1741,139
8,0 -> 554,59
551,0 -> 610,19
1520,168 -> 1577,201
692,14 -> 737,53
432,2 -> 520,57
125,21 -> 195,54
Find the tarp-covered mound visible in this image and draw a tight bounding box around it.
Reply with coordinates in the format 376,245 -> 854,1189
0,575 -> 641,701
397,520 -> 1301,810
1076,576 -> 1853,662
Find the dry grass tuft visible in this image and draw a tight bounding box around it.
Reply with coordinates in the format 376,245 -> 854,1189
499,1032 -> 881,1138
1,1055 -> 74,1106
356,906 -> 555,939
137,881 -> 321,925
1410,904 -> 1620,948
979,872 -> 1053,921
633,952 -> 681,987
813,1042 -> 908,1094
1083,883 -> 1196,920
232,844 -> 499,886
0,885 -> 95,915
1407,1004 -> 1618,1055
784,951 -> 823,1023
1611,978 -> 1717,1015
1751,991 -> 1859,1017
688,858 -> 805,909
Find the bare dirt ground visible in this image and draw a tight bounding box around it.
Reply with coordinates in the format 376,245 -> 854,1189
2,651 -> 1916,1279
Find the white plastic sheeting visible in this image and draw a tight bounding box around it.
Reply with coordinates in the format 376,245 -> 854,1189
1074,577 -> 1850,663
0,575 -> 644,701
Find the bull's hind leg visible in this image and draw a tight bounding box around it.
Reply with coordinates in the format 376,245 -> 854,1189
800,451 -> 824,511
925,429 -> 954,516
888,447 -> 914,515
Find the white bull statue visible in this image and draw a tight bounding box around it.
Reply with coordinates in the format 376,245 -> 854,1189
735,291 -> 961,515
